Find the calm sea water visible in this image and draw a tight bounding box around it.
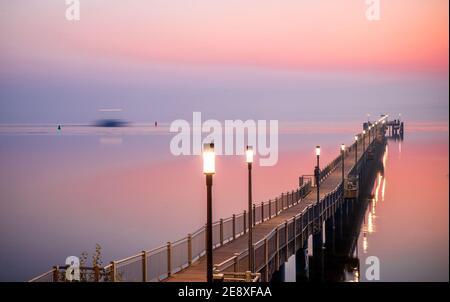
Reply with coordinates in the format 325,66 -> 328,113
0,122 -> 448,281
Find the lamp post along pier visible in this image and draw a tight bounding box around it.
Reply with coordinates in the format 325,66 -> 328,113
341,144 -> 345,185
203,143 -> 215,282
315,146 -> 321,205
246,146 -> 254,272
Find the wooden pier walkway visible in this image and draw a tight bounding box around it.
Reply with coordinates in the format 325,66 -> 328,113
165,126 -> 376,282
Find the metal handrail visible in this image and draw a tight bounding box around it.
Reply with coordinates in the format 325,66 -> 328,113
214,181 -> 344,278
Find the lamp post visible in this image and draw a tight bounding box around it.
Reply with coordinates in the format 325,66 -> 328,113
203,143 -> 215,282
354,135 -> 358,165
374,123 -> 378,141
314,146 -> 321,205
362,130 -> 366,152
246,146 -> 254,272
341,144 -> 345,184
368,126 -> 371,146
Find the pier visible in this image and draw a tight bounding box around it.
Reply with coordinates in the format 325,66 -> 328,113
30,115 -> 395,282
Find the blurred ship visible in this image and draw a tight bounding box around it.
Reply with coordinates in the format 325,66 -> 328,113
93,119 -> 129,127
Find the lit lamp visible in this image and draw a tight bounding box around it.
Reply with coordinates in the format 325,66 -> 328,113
341,144 -> 345,184
316,145 -> 321,167
203,142 -> 215,282
314,146 -> 321,205
245,146 -> 254,271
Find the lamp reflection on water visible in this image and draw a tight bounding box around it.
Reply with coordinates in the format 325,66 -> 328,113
360,147 -> 390,260
363,233 -> 368,253
368,212 -> 374,234
383,145 -> 388,168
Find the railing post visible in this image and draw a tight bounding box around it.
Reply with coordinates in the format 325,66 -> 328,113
245,270 -> 252,282
293,216 -> 297,252
110,261 -> 116,282
142,250 -> 147,282
264,238 -> 269,281
188,234 -> 193,265
286,192 -> 289,207
308,206 -> 312,235
275,227 -> 280,268
268,200 -> 271,218
167,242 -> 172,277
232,214 -> 236,240
52,266 -> 58,282
281,193 -> 285,209
213,272 -> 224,282
233,253 -> 240,272
261,202 -> 264,222
275,197 -> 278,215
299,213 -> 304,245
285,221 -> 289,261
243,210 -> 247,234
287,192 -> 290,207
220,219 -> 224,246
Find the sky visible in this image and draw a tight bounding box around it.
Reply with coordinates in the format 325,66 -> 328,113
0,0 -> 448,124
0,1 -> 448,281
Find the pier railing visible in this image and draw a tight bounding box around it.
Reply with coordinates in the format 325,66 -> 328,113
29,265 -> 108,282
28,143 -> 349,282
213,183 -> 344,281
102,181 -> 313,282
31,181 -> 316,282
30,118 -> 384,282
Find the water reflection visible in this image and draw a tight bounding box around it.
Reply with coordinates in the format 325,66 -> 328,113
282,137 -> 389,282
363,234 -> 368,254
282,130 -> 448,282
1,124 -> 447,281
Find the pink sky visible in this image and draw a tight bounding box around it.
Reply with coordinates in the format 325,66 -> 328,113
1,0 -> 448,73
